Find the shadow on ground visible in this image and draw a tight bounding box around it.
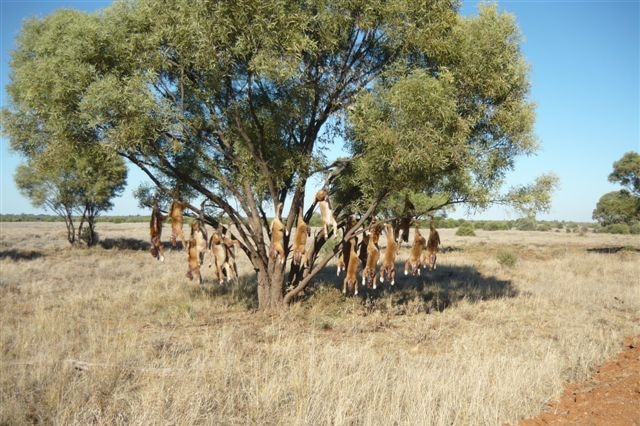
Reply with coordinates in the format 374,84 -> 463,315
0,249 -> 44,261
586,246 -> 640,254
99,238 -> 184,252
304,259 -> 517,313
178,246 -> 515,314
99,238 -> 151,251
191,275 -> 259,310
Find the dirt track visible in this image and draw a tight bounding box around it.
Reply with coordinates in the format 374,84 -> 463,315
514,335 -> 640,426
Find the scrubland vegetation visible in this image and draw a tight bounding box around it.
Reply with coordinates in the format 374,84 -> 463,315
1,222 -> 638,425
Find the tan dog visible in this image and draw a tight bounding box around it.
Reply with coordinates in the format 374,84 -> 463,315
186,237 -> 202,284
223,232 -> 240,281
362,221 -> 382,289
404,226 -> 426,276
336,215 -> 357,276
208,229 -> 228,283
270,203 -> 286,264
380,223 -> 398,286
424,221 -> 441,271
315,189 -> 338,239
342,237 -> 360,295
169,199 -> 189,251
292,207 -> 310,267
191,221 -> 208,266
149,198 -> 165,262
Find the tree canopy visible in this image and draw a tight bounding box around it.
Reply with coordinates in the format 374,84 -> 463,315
2,0 -> 556,309
609,151 -> 640,197
0,9 -> 127,245
593,151 -> 640,226
592,191 -> 639,226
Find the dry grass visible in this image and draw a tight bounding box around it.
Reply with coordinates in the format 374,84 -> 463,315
1,222 -> 639,425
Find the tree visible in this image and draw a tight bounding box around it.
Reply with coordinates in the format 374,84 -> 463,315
592,152 -> 640,226
609,151 -> 640,196
14,161 -> 80,245
0,9 -> 127,245
592,191 -> 639,226
9,143 -> 127,246
3,1 -> 556,309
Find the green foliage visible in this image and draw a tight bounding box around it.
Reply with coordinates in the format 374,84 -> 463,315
503,174 -> 559,217
609,151 -> 640,196
630,223 -> 640,235
0,10 -> 127,246
496,250 -> 517,268
603,223 -> 630,234
514,216 -> 537,231
1,0 -> 556,307
592,191 -> 640,226
536,223 -> 552,232
433,217 -> 463,229
455,222 -> 476,236
592,152 -> 640,227
482,221 -> 511,231
0,214 -> 63,222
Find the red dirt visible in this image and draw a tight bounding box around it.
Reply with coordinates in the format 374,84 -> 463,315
513,336 -> 640,426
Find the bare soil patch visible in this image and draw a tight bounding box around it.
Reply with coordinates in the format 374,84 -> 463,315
514,335 -> 640,426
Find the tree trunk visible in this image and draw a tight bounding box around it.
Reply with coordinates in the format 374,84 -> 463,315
63,208 -> 76,245
86,207 -> 98,246
65,216 -> 76,245
257,260 -> 285,310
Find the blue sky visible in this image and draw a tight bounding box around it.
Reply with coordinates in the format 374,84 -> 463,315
1,0 -> 638,221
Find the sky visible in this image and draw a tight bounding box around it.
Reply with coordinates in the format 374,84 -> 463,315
1,0 -> 638,221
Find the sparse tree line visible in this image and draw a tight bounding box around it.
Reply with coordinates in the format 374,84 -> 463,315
4,213 -> 634,234
2,0 -> 561,310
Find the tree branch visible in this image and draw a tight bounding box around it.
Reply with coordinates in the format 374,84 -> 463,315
283,189 -> 387,304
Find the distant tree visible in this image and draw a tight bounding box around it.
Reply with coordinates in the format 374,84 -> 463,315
11,144 -> 127,246
609,151 -> 640,196
592,191 -> 639,226
14,161 -> 80,244
2,2 -> 556,309
593,152 -> 640,226
0,8 -> 127,246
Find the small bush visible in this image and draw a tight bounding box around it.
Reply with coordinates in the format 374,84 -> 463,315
603,223 -> 631,234
497,250 -> 517,268
484,221 -> 511,231
629,223 -> 640,235
514,217 -> 537,231
536,223 -> 552,232
456,223 -> 475,236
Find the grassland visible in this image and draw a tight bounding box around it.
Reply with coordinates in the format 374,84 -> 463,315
1,222 -> 638,425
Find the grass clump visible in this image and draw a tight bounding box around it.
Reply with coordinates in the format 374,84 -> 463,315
456,222 -> 476,236
497,250 -> 518,268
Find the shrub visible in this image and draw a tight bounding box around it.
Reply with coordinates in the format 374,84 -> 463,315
630,223 -> 640,235
456,223 -> 475,236
497,250 -> 517,268
536,223 -> 552,232
484,221 -> 510,231
514,217 -> 537,231
603,223 -> 630,234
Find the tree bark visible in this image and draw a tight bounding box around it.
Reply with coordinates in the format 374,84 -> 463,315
257,262 -> 285,310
